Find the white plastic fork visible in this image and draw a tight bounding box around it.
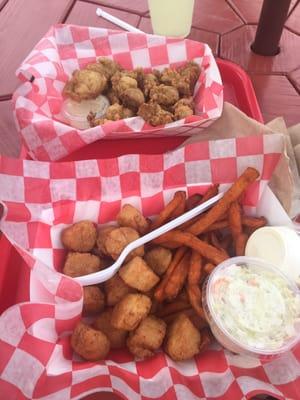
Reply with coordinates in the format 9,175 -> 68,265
74,192 -> 224,286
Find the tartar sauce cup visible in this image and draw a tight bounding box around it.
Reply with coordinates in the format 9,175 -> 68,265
202,256 -> 300,359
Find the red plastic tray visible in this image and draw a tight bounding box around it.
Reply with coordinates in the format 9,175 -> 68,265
1,59 -> 263,314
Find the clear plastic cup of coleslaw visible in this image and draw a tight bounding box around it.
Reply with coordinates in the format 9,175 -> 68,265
202,256 -> 300,359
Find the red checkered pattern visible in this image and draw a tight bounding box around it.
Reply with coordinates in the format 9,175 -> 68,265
1,134 -> 298,400
13,24 -> 223,161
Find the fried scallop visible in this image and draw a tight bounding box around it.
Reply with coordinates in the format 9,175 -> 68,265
82,286 -> 105,314
127,316 -> 166,359
144,246 -> 172,276
104,273 -> 135,306
94,309 -> 128,349
165,313 -> 201,361
119,256 -> 160,292
103,227 -> 144,261
61,221 -> 97,252
71,321 -> 110,361
111,293 -> 151,331
63,252 -> 102,277
116,204 -> 149,235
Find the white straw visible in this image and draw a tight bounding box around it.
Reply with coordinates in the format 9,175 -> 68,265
96,7 -> 144,33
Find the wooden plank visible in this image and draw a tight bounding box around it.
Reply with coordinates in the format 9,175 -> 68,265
0,100 -> 21,157
251,74 -> 300,126
138,16 -> 219,55
0,0 -> 75,97
66,1 -> 140,30
81,0 -> 148,15
221,25 -> 300,74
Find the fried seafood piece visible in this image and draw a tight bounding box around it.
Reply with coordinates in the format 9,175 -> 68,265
111,71 -> 138,97
94,309 -> 128,349
119,256 -> 160,292
71,321 -> 110,361
165,313 -> 201,361
138,102 -> 173,126
116,204 -> 149,235
63,252 -> 102,277
121,88 -> 145,111
173,97 -> 194,120
149,84 -> 179,106
87,58 -> 122,80
107,89 -> 120,105
127,316 -> 166,359
83,286 -> 105,314
140,72 -> 160,97
103,227 -> 144,261
111,293 -> 152,331
104,273 -> 135,306
63,69 -> 107,102
97,225 -> 117,256
61,221 -> 97,252
87,104 -> 134,127
178,61 -> 200,91
144,246 -> 172,276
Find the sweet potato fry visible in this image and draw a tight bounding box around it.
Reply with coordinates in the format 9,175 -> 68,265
242,216 -> 267,229
187,251 -> 206,319
150,191 -> 186,230
228,201 -> 242,239
187,168 -> 259,236
219,235 -> 231,252
154,246 -> 187,302
154,231 -> 228,265
209,232 -> 222,251
201,220 -> 229,233
186,193 -> 203,210
169,199 -> 186,220
164,252 -> 191,301
203,263 -> 215,275
162,308 -> 208,329
235,232 -> 248,256
199,328 -> 213,352
187,285 -> 206,320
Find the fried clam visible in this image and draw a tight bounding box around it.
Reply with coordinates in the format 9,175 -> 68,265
82,286 -> 105,314
86,58 -> 122,80
178,61 -> 201,92
111,71 -> 138,97
127,316 -> 166,359
173,97 -> 194,120
63,252 -> 102,278
87,104 -> 134,127
140,72 -> 160,98
149,84 -> 179,106
111,293 -> 152,331
138,101 -> 173,126
61,221 -> 97,252
94,309 -> 128,349
120,88 -> 145,112
63,69 -> 107,102
71,321 -> 110,361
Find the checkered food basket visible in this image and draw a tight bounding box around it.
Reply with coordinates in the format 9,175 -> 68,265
1,134 -> 299,400
13,24 -> 223,161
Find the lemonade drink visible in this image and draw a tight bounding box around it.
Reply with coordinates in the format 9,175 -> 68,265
148,0 -> 195,37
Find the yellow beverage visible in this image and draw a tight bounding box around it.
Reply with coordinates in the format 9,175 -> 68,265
148,0 -> 195,37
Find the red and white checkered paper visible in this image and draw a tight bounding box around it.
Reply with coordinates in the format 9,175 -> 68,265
1,134 -> 300,400
13,24 -> 223,162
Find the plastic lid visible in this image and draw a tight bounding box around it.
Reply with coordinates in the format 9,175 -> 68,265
205,256 -> 300,356
61,95 -> 110,130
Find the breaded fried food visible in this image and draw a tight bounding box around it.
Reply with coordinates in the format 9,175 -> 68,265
149,84 -> 179,106
61,221 -> 97,252
71,321 -> 110,361
111,293 -> 151,330
119,256 -> 160,292
117,204 -> 149,235
96,225 -> 117,256
144,246 -> 172,276
94,309 -> 128,349
178,61 -> 200,93
173,97 -> 194,120
138,102 -> 173,126
111,71 -> 138,97
121,88 -> 145,111
104,227 -> 144,261
63,69 -> 107,102
105,273 -> 135,306
107,89 -> 120,105
83,286 -> 105,314
87,58 -> 122,80
165,313 -> 201,361
63,252 -> 102,277
140,72 -> 160,97
127,316 -> 166,359
105,103 -> 134,121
